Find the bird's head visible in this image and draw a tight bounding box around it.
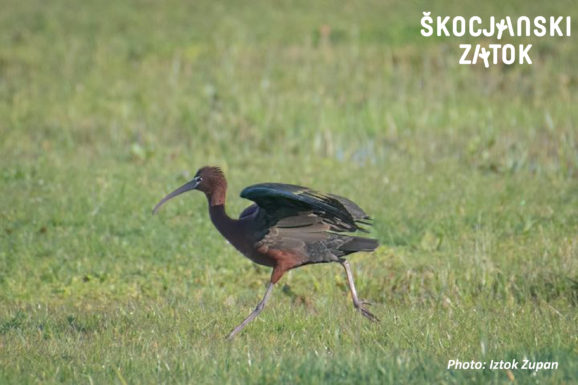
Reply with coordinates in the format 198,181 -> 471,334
153,166 -> 226,214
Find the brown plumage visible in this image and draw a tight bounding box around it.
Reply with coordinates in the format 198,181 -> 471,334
153,166 -> 379,339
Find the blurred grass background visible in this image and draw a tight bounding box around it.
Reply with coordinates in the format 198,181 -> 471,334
1,0 -> 577,384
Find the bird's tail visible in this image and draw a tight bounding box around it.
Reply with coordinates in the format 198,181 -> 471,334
340,236 -> 379,254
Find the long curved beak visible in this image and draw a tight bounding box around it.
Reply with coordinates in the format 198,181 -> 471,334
152,179 -> 200,214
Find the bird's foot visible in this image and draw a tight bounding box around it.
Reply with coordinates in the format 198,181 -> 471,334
354,300 -> 379,322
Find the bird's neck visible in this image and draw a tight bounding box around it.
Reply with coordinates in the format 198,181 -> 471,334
207,183 -> 226,206
208,204 -> 238,241
206,183 -> 246,250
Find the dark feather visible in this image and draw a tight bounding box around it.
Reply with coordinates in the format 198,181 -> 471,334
240,183 -> 378,264
239,204 -> 259,219
241,183 -> 369,232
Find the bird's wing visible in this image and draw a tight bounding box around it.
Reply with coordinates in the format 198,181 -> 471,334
256,210 -> 378,262
257,212 -> 329,250
240,183 -> 378,261
240,183 -> 371,233
239,203 -> 259,220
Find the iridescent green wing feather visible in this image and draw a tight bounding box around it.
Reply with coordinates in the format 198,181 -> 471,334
241,183 -> 370,232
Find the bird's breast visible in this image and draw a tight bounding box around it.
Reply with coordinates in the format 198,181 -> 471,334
222,229 -> 275,267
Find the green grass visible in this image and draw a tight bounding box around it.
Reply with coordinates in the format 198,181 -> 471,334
1,0 -> 577,383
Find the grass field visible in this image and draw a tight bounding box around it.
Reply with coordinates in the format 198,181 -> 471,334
1,0 -> 577,383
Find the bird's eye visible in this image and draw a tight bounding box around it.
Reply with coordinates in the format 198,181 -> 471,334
197,176 -> 203,182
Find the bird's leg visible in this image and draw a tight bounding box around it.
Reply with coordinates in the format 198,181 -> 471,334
341,260 -> 379,322
226,281 -> 274,340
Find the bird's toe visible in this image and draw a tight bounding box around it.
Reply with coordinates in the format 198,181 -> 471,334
360,307 -> 380,322
354,300 -> 379,322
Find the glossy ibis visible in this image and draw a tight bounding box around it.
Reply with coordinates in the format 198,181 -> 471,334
153,166 -> 378,339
